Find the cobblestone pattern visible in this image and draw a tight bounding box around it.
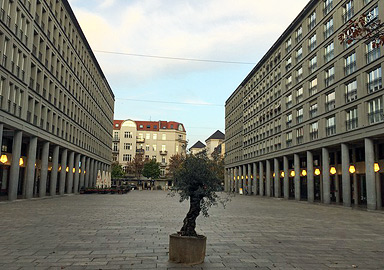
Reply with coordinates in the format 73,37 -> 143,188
0,191 -> 383,269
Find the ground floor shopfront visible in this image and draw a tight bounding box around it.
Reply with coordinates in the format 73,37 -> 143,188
225,138 -> 384,210
0,123 -> 111,201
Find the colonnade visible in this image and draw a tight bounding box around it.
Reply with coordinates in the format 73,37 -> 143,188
225,138 -> 383,210
0,125 -> 110,201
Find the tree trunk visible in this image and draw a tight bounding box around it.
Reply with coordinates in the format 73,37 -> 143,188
179,195 -> 201,236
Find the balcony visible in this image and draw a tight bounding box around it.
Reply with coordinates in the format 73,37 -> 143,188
136,137 -> 145,143
136,149 -> 145,154
160,162 -> 167,167
112,137 -> 120,142
160,150 -> 168,155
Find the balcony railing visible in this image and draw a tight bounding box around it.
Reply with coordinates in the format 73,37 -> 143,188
160,150 -> 168,155
310,131 -> 318,140
345,89 -> 358,103
136,137 -> 145,143
344,62 -> 356,75
324,27 -> 334,39
296,136 -> 303,144
296,115 -> 303,124
112,137 -> 120,142
326,100 -> 335,112
325,75 -> 335,87
309,109 -> 318,118
326,126 -> 336,136
324,51 -> 334,63
286,140 -> 292,147
346,118 -> 358,131
136,149 -> 145,153
368,109 -> 384,124
367,78 -> 382,93
366,49 -> 380,64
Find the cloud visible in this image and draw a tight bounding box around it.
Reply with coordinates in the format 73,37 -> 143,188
72,0 -> 308,83
98,0 -> 115,8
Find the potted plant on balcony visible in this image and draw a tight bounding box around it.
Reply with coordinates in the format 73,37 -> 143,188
169,152 -> 226,265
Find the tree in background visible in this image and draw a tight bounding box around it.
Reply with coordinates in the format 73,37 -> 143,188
142,159 -> 161,180
338,12 -> 384,47
167,154 -> 185,178
126,154 -> 144,179
111,162 -> 125,178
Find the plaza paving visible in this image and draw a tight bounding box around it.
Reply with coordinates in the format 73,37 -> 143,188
0,191 -> 384,270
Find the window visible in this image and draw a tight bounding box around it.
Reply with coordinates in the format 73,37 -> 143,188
295,26 -> 303,42
152,145 -> 157,151
146,133 -> 150,139
286,38 -> 292,52
124,131 -> 132,138
366,6 -> 379,23
324,0 -> 333,15
325,66 -> 335,87
145,144 -> 150,151
124,143 -> 132,150
308,34 -> 317,51
139,124 -> 143,128
113,143 -> 118,152
309,102 -> 318,118
346,107 -> 358,130
113,131 -> 119,140
325,91 -> 335,111
296,107 -> 303,123
309,55 -> 317,74
342,1 -> 354,23
309,122 -> 319,140
296,127 -> 304,144
308,10 -> 316,30
324,18 -> 334,39
286,113 -> 292,128
324,42 -> 334,62
161,145 -> 166,151
162,134 -> 166,140
345,80 -> 357,103
296,47 -> 303,62
286,131 -> 292,147
309,77 -> 318,96
367,67 -> 382,93
123,154 -> 132,162
153,134 -> 157,140
366,41 -> 381,64
368,97 -> 383,124
326,115 -> 336,135
286,94 -> 292,108
286,57 -> 292,71
296,87 -> 303,103
296,67 -> 303,83
345,52 -> 356,75
286,75 -> 292,89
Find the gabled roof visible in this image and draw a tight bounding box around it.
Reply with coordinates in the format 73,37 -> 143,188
206,130 -> 225,141
190,141 -> 206,149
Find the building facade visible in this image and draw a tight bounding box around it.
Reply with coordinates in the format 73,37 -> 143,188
189,141 -> 206,155
112,119 -> 187,178
0,0 -> 115,201
225,0 -> 384,210
205,130 -> 225,159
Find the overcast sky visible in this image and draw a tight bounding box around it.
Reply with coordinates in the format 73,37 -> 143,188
68,0 -> 309,146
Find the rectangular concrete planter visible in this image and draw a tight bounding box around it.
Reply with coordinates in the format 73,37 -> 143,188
169,233 -> 206,265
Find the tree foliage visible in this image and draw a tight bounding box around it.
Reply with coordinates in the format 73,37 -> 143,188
111,162 -> 125,178
338,13 -> 384,47
167,154 -> 185,178
171,152 -> 227,237
142,159 -> 161,179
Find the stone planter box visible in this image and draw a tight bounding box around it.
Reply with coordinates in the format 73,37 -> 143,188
169,233 -> 206,265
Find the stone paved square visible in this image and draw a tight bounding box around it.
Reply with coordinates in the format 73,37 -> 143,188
1,191 -> 384,269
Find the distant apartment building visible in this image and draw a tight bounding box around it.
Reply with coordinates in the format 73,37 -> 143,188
0,0 -> 115,201
112,120 -> 187,177
225,0 -> 384,210
190,130 -> 225,159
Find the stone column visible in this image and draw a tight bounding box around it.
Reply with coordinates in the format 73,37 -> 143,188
85,157 -> 90,188
334,152 -> 340,203
39,142 -> 49,197
266,160 -> 271,197
0,123 -> 3,154
365,138 -> 376,210
25,137 -> 38,199
9,130 -> 23,201
80,155 -> 86,189
253,162 -> 257,195
283,156 -> 289,199
66,151 -> 74,193
59,149 -> 67,195
375,144 -> 382,209
259,161 -> 264,196
89,159 -> 94,188
352,148 -> 358,205
307,151 -> 314,203
243,164 -> 247,193
234,167 -> 238,193
341,143 -> 351,207
322,147 -> 330,204
247,163 -> 251,195
74,153 -> 80,193
274,158 -> 280,198
50,145 -> 59,196
238,165 -> 243,194
294,154 -> 300,201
